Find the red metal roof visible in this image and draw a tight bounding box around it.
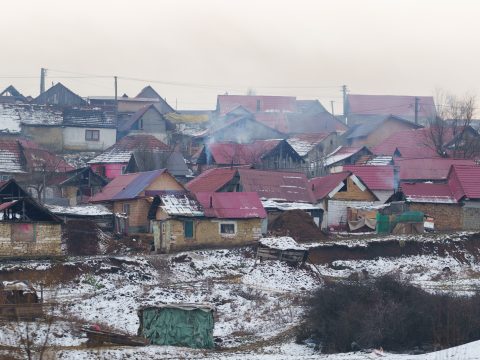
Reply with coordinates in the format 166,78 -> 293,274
396,158 -> 477,181
208,140 -> 282,165
448,165 -> 480,201
217,95 -> 297,115
195,191 -> 266,219
186,167 -> 238,193
309,172 -> 350,200
372,128 -> 442,158
343,165 -> 395,191
347,94 -> 435,119
400,183 -> 456,203
254,112 -> 290,133
238,168 -> 315,203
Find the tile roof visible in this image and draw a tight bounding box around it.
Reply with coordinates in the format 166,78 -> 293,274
309,172 -> 351,200
448,165 -> 480,201
88,135 -> 169,164
347,94 -> 436,122
90,169 -> 167,202
400,183 -> 456,203
237,168 -> 315,203
217,95 -> 297,115
395,158 -> 477,181
186,167 -> 238,193
195,192 -> 266,219
62,108 -> 115,128
343,165 -> 395,191
287,133 -> 331,157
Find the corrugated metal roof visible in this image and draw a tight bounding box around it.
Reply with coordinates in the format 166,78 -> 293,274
63,108 -> 115,128
396,158 -> 477,181
448,165 -> 480,201
217,95 -> 297,115
145,190 -> 203,217
195,192 -> 266,219
324,146 -> 369,166
238,168 -> 315,203
186,167 -> 238,193
400,183 -> 456,204
90,169 -> 167,202
207,140 -> 282,165
309,172 -> 350,200
287,133 -> 331,157
343,165 -> 395,190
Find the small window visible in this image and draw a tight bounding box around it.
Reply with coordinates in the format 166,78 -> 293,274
220,223 -> 236,235
184,220 -> 194,238
338,181 -> 347,192
122,203 -> 130,215
85,129 -> 100,141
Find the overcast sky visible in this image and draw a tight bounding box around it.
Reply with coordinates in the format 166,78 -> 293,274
1,0 -> 479,112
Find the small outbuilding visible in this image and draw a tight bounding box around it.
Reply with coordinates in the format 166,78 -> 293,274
137,303 -> 215,349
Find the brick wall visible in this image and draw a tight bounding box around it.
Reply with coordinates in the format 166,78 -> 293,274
0,222 -> 62,257
408,203 -> 463,231
153,218 -> 263,253
113,199 -> 151,233
463,206 -> 480,230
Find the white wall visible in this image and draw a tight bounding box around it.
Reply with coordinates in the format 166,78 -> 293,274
63,127 -> 116,151
327,199 -> 376,227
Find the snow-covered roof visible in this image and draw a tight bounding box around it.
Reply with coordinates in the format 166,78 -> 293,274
46,204 -> 113,216
287,133 -> 330,157
159,193 -> 204,217
261,199 -> 323,211
259,236 -> 307,251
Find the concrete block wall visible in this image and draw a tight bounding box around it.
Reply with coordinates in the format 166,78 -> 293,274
0,223 -> 62,257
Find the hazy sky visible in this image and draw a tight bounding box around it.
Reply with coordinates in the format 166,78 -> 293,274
1,0 -> 479,112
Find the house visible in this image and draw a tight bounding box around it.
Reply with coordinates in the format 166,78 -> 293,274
0,85 -> 27,103
395,158 -> 477,183
62,108 -> 116,151
0,179 -> 63,257
138,304 -> 215,349
164,110 -> 212,157
88,134 -> 170,180
117,104 -> 175,142
343,165 -> 396,203
89,169 -> 185,233
373,126 -> 480,159
197,111 -> 285,144
186,167 -> 321,227
46,167 -> 108,206
343,115 -> 422,148
393,164 -> 480,231
149,191 -> 265,252
34,83 -> 87,107
194,139 -> 304,173
287,132 -> 339,177
125,150 -> 191,182
310,171 -> 378,230
323,146 -> 373,173
46,203 -> 113,231
345,94 -> 436,125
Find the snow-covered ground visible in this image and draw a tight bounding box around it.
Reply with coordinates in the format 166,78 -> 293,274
1,233 -> 480,359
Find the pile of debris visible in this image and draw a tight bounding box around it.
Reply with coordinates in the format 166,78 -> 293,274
269,210 -> 325,242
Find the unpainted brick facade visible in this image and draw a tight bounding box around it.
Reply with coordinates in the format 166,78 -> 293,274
153,217 -> 263,253
0,222 -> 62,257
408,203 -> 463,231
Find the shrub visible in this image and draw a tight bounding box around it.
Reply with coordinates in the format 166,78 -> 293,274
300,276 -> 480,353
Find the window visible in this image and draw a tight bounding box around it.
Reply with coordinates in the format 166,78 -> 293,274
122,203 -> 130,215
220,223 -> 236,235
184,220 -> 194,238
85,129 -> 100,141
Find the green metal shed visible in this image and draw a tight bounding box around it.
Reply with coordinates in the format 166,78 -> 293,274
138,303 -> 215,349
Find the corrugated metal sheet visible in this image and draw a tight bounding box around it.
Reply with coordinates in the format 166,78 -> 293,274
217,95 -> 297,115
309,172 -> 350,200
343,165 -> 395,190
396,158 -> 477,181
186,168 -> 237,193
195,192 -> 266,219
401,183 -> 456,203
238,169 -> 315,203
89,173 -> 140,202
208,140 -> 282,165
112,169 -> 167,200
449,165 -> 480,201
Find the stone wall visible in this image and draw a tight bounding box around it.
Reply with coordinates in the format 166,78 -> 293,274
463,203 -> 480,230
0,222 -> 62,257
408,203 -> 463,231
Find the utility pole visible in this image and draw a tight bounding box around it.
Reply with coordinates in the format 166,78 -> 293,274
40,68 -> 47,95
114,76 -> 118,127
342,85 -> 348,124
414,97 -> 419,125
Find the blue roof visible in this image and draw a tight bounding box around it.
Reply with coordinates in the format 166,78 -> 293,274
112,169 -> 166,200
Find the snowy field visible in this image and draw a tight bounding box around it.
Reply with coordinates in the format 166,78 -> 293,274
1,233 -> 480,359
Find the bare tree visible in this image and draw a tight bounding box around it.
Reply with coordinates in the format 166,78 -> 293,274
424,90 -> 479,158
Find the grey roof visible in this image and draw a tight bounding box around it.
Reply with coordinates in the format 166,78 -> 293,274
62,108 -> 115,128
129,150 -> 191,177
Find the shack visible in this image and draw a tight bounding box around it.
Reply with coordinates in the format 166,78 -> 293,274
0,281 -> 43,319
138,303 -> 215,349
257,236 -> 308,264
